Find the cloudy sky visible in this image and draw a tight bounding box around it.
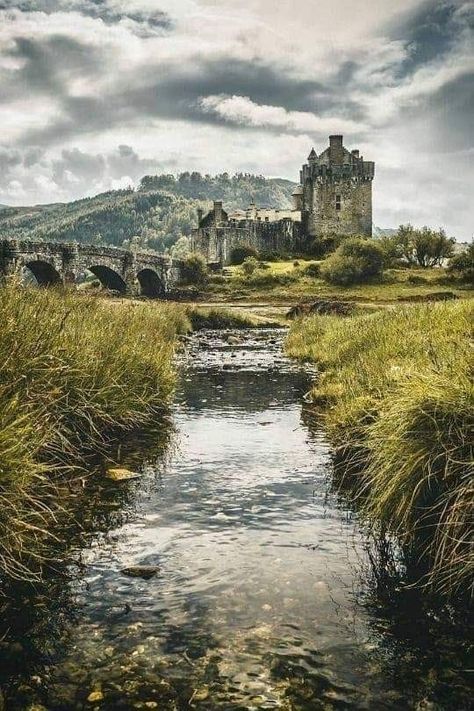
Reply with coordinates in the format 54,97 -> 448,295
0,0 -> 472,237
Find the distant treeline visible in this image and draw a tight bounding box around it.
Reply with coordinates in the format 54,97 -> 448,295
0,173 -> 296,253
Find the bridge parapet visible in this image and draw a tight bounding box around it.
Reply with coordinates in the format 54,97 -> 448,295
0,239 -> 185,297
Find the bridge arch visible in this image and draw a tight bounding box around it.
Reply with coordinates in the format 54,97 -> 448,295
25,260 -> 62,287
88,265 -> 127,294
136,268 -> 165,298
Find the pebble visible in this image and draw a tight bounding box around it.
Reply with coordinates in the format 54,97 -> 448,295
87,690 -> 104,703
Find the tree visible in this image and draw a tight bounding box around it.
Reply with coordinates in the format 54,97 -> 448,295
391,224 -> 455,267
447,243 -> 474,284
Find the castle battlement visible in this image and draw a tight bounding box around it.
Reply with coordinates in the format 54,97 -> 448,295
191,135 -> 375,264
295,135 -> 374,238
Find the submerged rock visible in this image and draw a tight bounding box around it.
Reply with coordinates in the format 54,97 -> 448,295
87,690 -> 104,703
121,566 -> 160,580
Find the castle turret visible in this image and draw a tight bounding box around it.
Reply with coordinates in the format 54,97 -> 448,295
300,135 -> 374,239
292,184 -> 304,211
329,135 -> 344,165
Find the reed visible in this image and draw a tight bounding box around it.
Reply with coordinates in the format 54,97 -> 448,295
0,284 -> 189,579
286,301 -> 474,596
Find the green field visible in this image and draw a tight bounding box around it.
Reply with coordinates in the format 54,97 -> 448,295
202,260 -> 471,304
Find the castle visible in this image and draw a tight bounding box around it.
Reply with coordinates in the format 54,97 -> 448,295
191,135 -> 374,265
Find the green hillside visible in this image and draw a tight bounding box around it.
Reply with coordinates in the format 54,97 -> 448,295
0,173 -> 296,253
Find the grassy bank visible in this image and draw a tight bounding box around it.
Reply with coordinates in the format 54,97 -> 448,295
186,305 -> 283,329
202,261 -> 471,304
0,285 -> 189,579
286,301 -> 474,597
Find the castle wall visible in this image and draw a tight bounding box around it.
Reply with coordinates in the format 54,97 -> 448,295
191,219 -> 303,265
308,178 -> 372,238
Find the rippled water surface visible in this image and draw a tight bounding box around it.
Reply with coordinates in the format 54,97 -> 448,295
1,330 -> 472,710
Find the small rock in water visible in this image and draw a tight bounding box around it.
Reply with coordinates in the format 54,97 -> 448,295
107,467 -> 140,481
192,686 -> 209,702
87,690 -> 104,703
121,566 -> 160,580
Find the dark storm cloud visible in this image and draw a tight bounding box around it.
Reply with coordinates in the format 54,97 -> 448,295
423,72 -> 474,150
51,144 -> 163,187
0,0 -> 172,32
2,34 -> 103,102
389,0 -> 472,76
18,54 -> 367,147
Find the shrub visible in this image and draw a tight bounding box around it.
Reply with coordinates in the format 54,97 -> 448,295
447,244 -> 474,285
259,250 -> 286,262
241,256 -> 259,277
307,235 -> 339,258
181,252 -> 208,285
303,262 -> 321,278
320,238 -> 384,285
230,244 -> 259,265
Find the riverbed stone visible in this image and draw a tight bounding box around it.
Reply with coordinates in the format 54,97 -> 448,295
87,690 -> 104,703
121,566 -> 160,579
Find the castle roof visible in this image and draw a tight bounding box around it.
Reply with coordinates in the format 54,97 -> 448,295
308,148 -> 317,160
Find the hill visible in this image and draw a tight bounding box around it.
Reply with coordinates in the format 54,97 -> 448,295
0,173 -> 296,253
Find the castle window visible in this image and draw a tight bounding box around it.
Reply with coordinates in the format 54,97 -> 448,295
335,195 -> 341,211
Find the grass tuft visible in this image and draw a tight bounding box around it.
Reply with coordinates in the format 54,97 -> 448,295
286,301 -> 474,597
0,284 -> 189,580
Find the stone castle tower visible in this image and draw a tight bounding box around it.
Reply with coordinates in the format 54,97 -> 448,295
292,135 -> 375,238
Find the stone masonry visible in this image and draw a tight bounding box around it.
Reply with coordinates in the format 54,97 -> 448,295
296,135 -> 375,238
191,135 -> 375,264
0,240 -> 185,296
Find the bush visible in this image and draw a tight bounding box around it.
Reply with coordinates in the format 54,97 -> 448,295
303,262 -> 321,278
230,244 -> 259,265
320,238 -> 384,286
307,235 -> 339,258
447,244 -> 474,285
388,224 -> 455,267
259,250 -> 286,262
241,256 -> 259,277
181,252 -> 208,285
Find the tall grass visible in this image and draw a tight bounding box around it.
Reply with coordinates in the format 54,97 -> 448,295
286,301 -> 474,597
0,284 -> 189,580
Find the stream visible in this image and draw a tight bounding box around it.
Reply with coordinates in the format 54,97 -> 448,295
0,330 -> 472,710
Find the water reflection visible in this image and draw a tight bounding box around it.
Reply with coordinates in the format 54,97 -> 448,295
0,330 -> 471,710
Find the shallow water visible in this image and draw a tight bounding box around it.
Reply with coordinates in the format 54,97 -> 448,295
1,330 -> 472,710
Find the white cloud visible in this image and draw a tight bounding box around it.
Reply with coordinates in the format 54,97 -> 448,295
199,95 -> 364,135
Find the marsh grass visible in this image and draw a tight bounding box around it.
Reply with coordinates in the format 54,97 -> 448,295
186,306 -> 280,329
0,284 -> 189,580
286,301 -> 474,596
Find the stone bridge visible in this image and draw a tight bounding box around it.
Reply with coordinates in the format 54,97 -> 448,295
0,240 -> 186,297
